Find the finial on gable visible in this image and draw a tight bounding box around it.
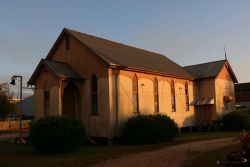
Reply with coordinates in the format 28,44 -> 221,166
224,47 -> 227,60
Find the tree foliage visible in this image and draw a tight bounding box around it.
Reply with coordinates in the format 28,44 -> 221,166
0,82 -> 14,118
222,111 -> 250,131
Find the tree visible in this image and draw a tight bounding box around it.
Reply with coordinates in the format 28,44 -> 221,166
0,82 -> 14,119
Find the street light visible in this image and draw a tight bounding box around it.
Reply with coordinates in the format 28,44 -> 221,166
10,75 -> 24,143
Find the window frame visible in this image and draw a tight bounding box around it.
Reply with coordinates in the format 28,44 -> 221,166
171,80 -> 176,112
154,77 -> 159,113
132,74 -> 139,113
185,82 -> 190,111
44,90 -> 50,116
91,74 -> 98,115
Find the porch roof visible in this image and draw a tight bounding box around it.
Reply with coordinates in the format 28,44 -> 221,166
28,59 -> 84,85
184,59 -> 238,83
196,98 -> 215,105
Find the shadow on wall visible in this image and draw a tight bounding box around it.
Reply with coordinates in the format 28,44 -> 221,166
189,100 -> 195,106
182,115 -> 195,128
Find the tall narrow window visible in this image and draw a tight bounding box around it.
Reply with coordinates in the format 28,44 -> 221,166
132,74 -> 139,113
44,90 -> 50,116
65,34 -> 70,50
154,77 -> 159,113
171,80 -> 176,112
185,82 -> 190,111
91,75 -> 98,115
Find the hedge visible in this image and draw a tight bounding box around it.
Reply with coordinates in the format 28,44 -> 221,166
121,114 -> 178,144
30,116 -> 86,153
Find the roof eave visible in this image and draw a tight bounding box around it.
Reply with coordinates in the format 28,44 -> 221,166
193,76 -> 216,81
28,60 -> 85,86
45,28 -> 69,60
225,60 -> 238,83
109,65 -> 195,80
27,59 -> 45,85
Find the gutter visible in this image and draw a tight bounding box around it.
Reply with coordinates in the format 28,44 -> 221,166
109,64 -> 194,81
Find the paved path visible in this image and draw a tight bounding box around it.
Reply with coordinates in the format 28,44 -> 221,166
93,138 -> 239,167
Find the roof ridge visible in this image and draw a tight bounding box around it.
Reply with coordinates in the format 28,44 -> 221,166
184,59 -> 226,68
65,28 -> 173,59
65,28 -> 190,76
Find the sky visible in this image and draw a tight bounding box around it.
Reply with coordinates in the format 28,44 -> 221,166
1,0 -> 250,97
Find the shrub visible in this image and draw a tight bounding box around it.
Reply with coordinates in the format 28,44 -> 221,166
242,110 -> 250,115
121,114 -> 178,144
222,111 -> 250,131
210,120 -> 221,131
30,116 -> 86,153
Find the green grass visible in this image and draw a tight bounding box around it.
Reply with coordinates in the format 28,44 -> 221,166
183,144 -> 240,167
0,131 -> 241,167
177,131 -> 240,142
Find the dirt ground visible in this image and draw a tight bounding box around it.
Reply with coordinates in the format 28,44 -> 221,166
92,137 -> 239,167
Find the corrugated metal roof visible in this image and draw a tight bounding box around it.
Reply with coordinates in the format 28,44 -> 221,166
196,98 -> 215,105
184,60 -> 226,79
28,59 -> 83,84
43,60 -> 83,79
65,28 -> 195,79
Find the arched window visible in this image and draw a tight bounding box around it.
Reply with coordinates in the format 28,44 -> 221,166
44,90 -> 49,116
185,82 -> 189,111
132,74 -> 139,113
91,75 -> 98,115
154,77 -> 159,113
171,80 -> 176,112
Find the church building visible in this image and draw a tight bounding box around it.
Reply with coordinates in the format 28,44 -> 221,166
28,28 -> 237,138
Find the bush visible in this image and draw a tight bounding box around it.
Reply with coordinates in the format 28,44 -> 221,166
222,111 -> 250,131
30,116 -> 86,153
210,120 -> 221,131
242,110 -> 250,115
121,114 -> 178,144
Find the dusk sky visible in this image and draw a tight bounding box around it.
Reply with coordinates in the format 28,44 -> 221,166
1,0 -> 250,97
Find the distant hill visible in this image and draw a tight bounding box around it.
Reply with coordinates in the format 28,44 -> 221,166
15,95 -> 34,116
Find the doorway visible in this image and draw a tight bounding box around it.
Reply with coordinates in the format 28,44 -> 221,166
62,82 -> 81,119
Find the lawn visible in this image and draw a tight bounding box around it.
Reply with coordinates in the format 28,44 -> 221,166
0,131 -> 240,167
183,144 -> 241,167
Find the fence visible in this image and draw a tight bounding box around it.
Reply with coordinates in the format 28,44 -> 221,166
0,120 -> 31,132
